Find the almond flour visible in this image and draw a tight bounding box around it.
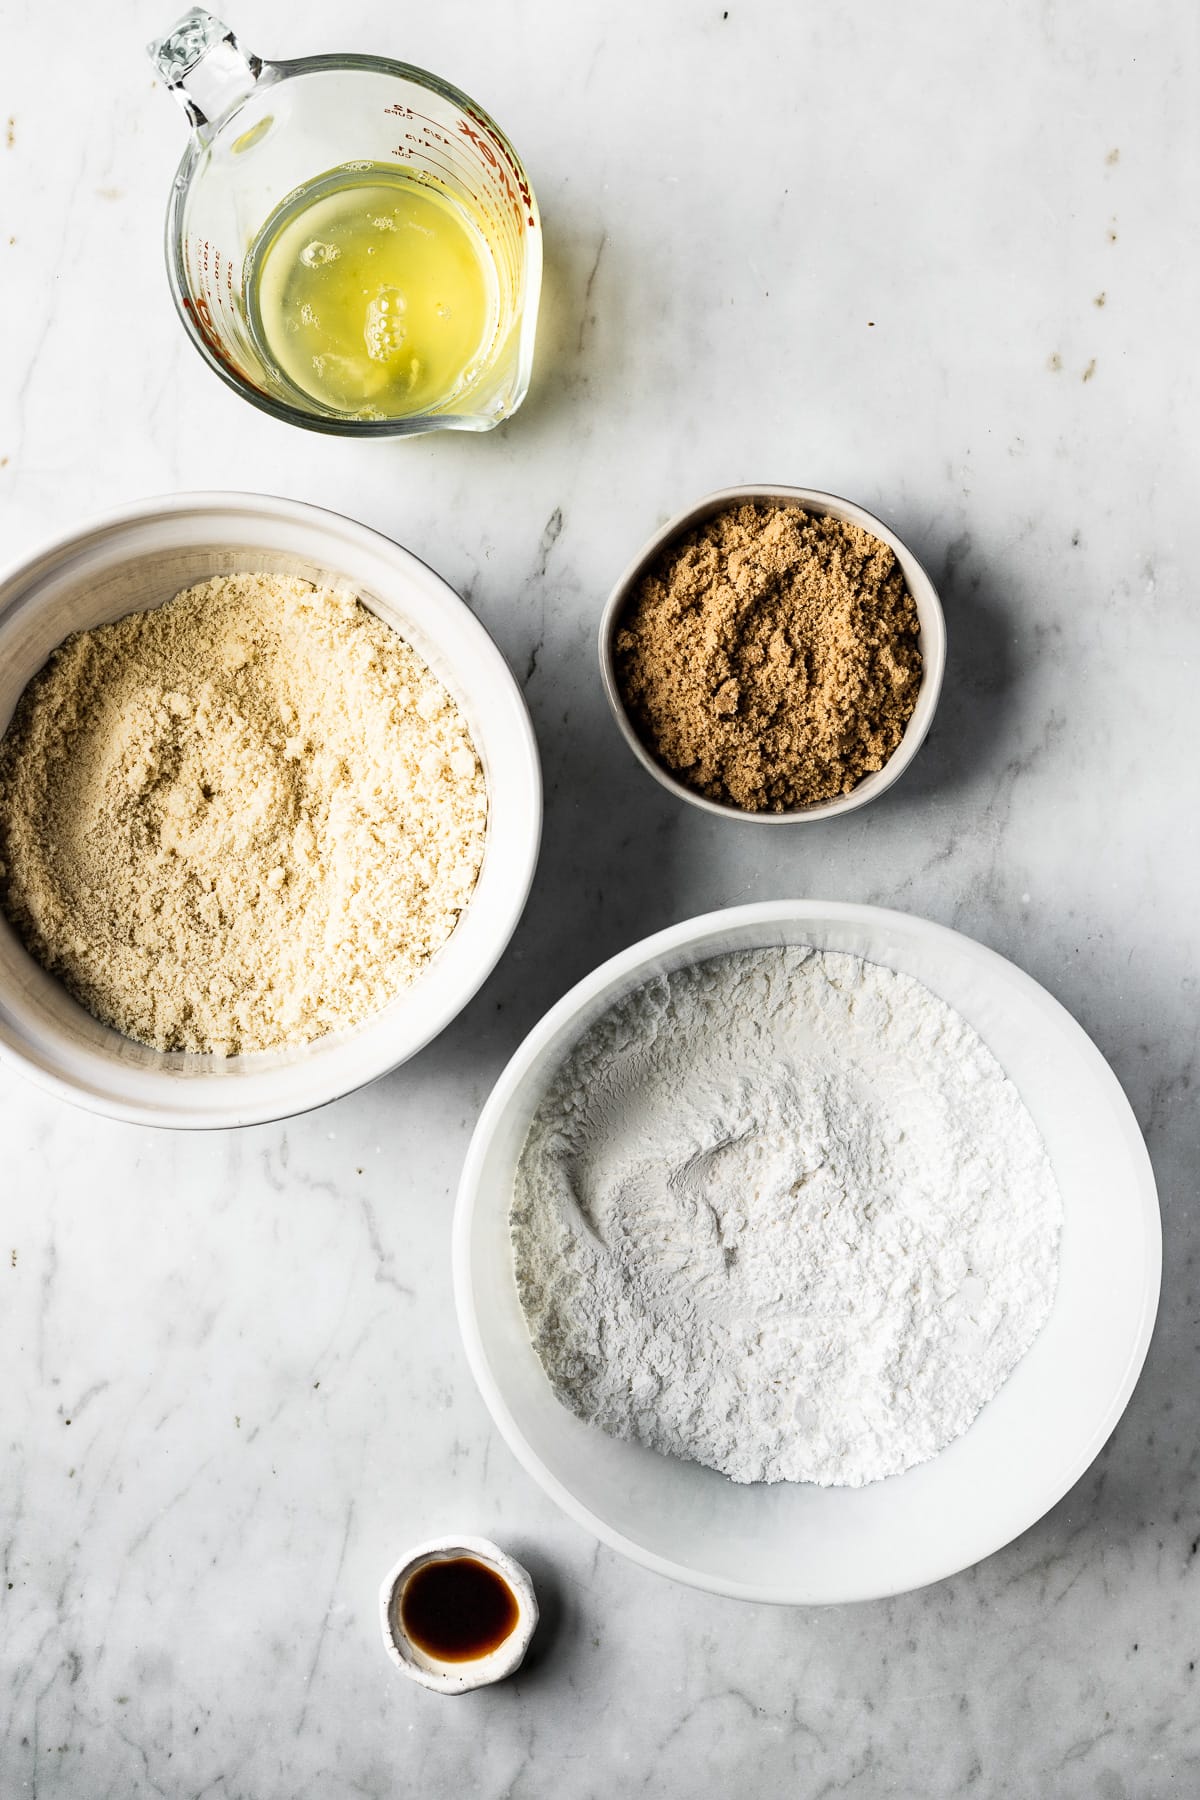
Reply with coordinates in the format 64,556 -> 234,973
0,574 -> 487,1055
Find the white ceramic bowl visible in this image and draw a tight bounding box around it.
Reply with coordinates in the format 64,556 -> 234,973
454,900 -> 1160,1604
379,1535 -> 538,1694
0,493 -> 541,1129
598,486 -> 947,823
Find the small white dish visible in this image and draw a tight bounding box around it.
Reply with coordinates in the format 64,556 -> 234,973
379,1536 -> 538,1693
598,485 -> 947,823
453,899 -> 1160,1604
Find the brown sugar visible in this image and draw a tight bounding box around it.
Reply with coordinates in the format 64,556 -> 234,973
613,502 -> 923,812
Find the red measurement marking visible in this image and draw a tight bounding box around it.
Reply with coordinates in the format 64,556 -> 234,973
394,105 -> 461,135
383,100 -> 528,220
387,138 -> 493,219
181,293 -> 263,396
183,294 -> 224,358
457,117 -> 495,165
494,162 -> 517,207
459,112 -> 534,225
407,143 -> 479,194
395,125 -> 455,160
386,105 -> 535,230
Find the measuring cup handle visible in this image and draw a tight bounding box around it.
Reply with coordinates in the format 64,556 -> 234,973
147,7 -> 265,136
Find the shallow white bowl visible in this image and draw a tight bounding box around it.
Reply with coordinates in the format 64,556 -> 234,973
0,493 -> 541,1129
598,486 -> 947,823
454,900 -> 1160,1604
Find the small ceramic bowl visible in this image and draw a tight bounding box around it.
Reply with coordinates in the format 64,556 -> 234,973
379,1535 -> 538,1694
598,484 -> 947,824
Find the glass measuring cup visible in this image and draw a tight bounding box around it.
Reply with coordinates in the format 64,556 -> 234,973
148,9 -> 541,436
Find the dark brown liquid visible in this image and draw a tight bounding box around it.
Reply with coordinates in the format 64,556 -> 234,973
400,1557 -> 520,1663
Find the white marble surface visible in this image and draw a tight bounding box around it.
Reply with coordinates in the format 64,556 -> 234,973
1,0 -> 1196,1793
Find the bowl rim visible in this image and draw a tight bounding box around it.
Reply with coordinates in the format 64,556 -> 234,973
452,898 -> 1162,1604
597,485 -> 947,824
0,491 -> 542,1129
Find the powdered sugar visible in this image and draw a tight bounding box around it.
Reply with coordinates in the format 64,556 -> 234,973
510,946 -> 1062,1487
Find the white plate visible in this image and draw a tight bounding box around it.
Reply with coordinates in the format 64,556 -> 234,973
454,901 -> 1160,1604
